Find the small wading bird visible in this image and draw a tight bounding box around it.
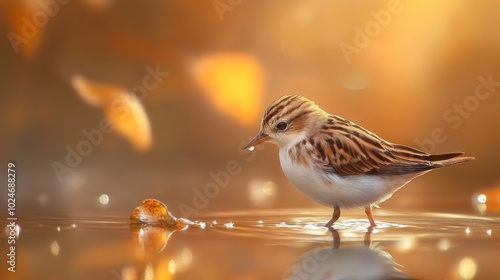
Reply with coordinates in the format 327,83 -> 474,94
245,95 -> 474,228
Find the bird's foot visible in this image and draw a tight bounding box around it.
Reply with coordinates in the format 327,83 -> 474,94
365,207 -> 376,228
325,205 -> 341,228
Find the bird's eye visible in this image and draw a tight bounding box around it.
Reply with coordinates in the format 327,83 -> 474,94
276,122 -> 288,131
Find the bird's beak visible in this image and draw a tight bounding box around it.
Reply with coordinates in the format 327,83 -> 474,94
244,131 -> 270,150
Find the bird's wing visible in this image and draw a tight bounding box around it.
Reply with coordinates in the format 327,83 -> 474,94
305,116 -> 440,176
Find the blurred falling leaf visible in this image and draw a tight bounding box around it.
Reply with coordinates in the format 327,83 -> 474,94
2,0 -> 47,59
1,0 -> 115,59
71,75 -> 119,107
104,94 -> 152,151
190,53 -> 264,125
70,75 -> 152,151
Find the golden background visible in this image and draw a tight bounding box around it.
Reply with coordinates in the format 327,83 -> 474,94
1,0 -> 499,217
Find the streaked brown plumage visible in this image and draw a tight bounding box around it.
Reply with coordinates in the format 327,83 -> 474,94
245,95 -> 474,227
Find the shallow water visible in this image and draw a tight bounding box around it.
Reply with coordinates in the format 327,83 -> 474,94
2,209 -> 500,279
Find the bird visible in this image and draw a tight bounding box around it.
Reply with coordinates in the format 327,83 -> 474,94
244,95 -> 474,228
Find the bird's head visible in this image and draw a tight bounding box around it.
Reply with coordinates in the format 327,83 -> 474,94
244,95 -> 327,149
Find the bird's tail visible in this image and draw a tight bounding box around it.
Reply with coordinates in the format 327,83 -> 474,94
427,152 -> 475,167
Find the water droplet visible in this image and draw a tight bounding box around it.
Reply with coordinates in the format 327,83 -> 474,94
257,220 -> 264,224
145,263 -> 154,278
397,236 -> 416,252
168,260 -> 177,274
437,238 -> 450,251
486,229 -> 492,236
99,194 -> 109,205
56,226 -> 61,233
71,224 -> 77,228
458,257 -> 476,279
248,146 -> 255,151
465,227 -> 470,235
477,194 -> 487,204
224,222 -> 234,229
50,241 -> 60,256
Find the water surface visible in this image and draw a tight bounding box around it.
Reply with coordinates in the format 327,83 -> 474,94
2,209 -> 500,279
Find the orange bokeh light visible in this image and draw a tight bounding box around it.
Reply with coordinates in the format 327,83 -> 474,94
191,53 -> 264,125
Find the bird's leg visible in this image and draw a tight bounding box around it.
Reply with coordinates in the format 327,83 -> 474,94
329,228 -> 340,250
325,205 -> 341,228
364,227 -> 373,247
365,207 -> 376,228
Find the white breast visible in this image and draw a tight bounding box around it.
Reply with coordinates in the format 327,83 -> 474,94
279,148 -> 425,208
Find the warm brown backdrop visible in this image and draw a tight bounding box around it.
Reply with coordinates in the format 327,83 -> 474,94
1,0 -> 499,218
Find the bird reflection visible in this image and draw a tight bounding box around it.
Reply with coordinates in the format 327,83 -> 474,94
286,229 -> 412,280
